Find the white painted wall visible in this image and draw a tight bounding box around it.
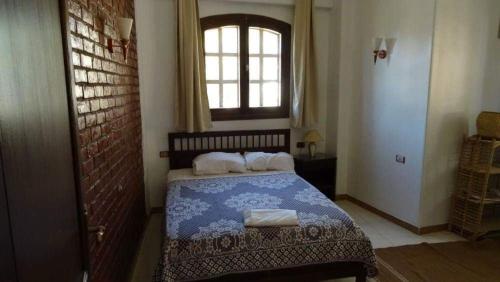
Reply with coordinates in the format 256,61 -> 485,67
420,0 -> 500,227
481,1 -> 500,112
135,0 -> 499,224
337,0 -> 436,226
135,0 -> 338,209
337,0 -> 500,228
135,0 -> 176,211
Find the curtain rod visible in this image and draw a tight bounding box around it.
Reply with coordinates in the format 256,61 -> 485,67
198,0 -> 334,9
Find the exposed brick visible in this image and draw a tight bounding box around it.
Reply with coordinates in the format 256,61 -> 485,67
82,9 -> 93,25
95,45 -> 104,57
90,30 -> 100,43
75,85 -> 83,98
72,52 -> 81,66
78,116 -> 86,130
77,101 -> 90,114
69,17 -> 76,32
106,74 -> 114,84
68,1 -> 81,17
80,129 -> 91,146
86,113 -> 97,127
88,141 -> 99,157
99,72 -> 107,84
103,86 -> 112,96
75,69 -> 87,83
82,159 -> 94,177
84,39 -> 94,53
96,112 -> 106,124
81,54 -> 93,68
88,71 -> 99,84
103,24 -> 114,38
83,86 -> 94,99
77,21 -> 89,38
100,98 -> 108,109
92,58 -> 102,70
91,126 -> 101,141
95,86 -> 104,97
67,1 -> 145,280
90,99 -> 100,111
101,123 -> 111,135
104,109 -> 113,121
71,35 -> 83,50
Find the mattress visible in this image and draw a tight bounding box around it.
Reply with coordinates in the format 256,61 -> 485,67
155,170 -> 377,281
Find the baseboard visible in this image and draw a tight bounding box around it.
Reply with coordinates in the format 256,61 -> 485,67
419,224 -> 448,234
335,194 -> 349,201
343,195 -> 447,235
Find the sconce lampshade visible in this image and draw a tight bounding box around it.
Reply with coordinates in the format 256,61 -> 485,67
117,17 -> 133,41
304,130 -> 322,143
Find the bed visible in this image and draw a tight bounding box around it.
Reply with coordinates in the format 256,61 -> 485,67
155,129 -> 377,282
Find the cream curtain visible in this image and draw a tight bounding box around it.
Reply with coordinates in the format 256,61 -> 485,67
175,0 -> 212,132
291,0 -> 317,128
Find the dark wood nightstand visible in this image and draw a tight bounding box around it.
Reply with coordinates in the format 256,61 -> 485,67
294,153 -> 337,201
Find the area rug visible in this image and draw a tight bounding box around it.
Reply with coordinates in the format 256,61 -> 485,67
374,239 -> 500,282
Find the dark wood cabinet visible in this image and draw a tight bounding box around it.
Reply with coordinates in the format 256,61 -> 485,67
0,0 -> 85,281
0,154 -> 16,282
294,154 -> 337,201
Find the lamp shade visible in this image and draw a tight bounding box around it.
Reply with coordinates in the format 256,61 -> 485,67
304,130 -> 322,143
117,17 -> 133,40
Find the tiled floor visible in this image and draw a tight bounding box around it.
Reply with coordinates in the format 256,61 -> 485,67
130,200 -> 464,282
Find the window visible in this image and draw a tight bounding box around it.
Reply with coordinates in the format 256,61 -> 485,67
201,14 -> 291,120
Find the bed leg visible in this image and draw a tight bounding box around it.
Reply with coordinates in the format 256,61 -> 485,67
355,274 -> 367,282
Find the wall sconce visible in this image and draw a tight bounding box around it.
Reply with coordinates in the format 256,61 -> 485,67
373,37 -> 387,64
373,37 -> 397,65
107,17 -> 133,61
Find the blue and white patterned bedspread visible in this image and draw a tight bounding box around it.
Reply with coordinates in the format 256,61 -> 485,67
155,172 -> 377,281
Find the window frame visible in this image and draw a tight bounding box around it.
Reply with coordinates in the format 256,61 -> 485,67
201,14 -> 291,121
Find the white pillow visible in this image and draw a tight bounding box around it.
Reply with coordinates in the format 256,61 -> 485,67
244,152 -> 294,171
244,152 -> 271,171
193,152 -> 246,175
268,152 -> 294,171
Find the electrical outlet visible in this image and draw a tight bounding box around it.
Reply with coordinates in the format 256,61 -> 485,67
396,154 -> 406,164
297,142 -> 305,148
159,151 -> 169,158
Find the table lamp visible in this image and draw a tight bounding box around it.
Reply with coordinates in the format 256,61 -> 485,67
304,130 -> 322,158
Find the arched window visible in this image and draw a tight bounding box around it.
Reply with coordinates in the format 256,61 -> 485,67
201,14 -> 291,120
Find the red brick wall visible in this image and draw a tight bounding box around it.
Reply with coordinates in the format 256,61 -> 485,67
66,0 -> 146,281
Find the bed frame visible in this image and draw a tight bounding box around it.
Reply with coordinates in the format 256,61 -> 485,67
167,129 -> 368,282
168,129 -> 290,169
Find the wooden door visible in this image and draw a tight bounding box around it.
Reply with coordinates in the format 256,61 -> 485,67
0,149 -> 16,282
0,0 -> 85,281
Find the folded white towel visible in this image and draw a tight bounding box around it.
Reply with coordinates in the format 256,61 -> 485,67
243,209 -> 299,227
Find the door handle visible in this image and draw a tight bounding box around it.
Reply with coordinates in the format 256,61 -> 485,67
88,225 -> 105,243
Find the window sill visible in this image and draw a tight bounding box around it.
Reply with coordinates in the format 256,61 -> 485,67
210,108 -> 289,121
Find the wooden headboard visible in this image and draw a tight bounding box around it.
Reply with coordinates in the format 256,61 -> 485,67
168,129 -> 290,169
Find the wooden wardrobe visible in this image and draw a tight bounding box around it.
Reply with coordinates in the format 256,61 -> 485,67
0,0 -> 86,281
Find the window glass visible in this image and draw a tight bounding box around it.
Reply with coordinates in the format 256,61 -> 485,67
207,84 -> 220,108
249,28 -> 260,54
222,56 -> 238,80
249,83 -> 260,107
222,26 -> 238,53
204,26 -> 240,109
222,83 -> 239,108
248,27 -> 281,108
201,15 -> 289,119
205,56 -> 219,80
262,30 -> 279,54
204,29 -> 218,53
